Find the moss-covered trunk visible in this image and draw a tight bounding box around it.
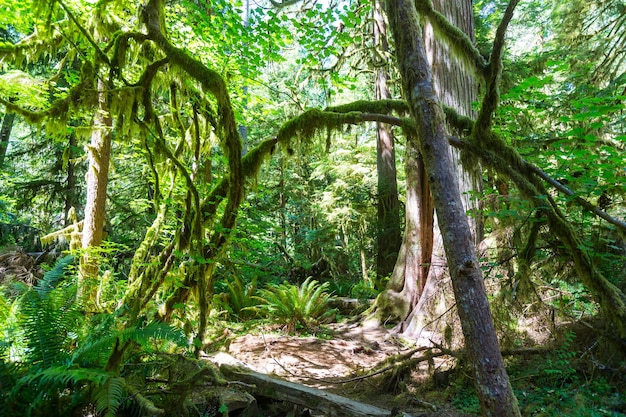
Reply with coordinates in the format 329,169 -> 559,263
0,110 -> 15,170
79,77 -> 112,309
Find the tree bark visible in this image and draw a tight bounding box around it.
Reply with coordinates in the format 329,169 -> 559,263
373,0 -> 401,285
384,1 -> 521,415
0,111 -> 16,170
79,77 -> 112,308
400,0 -> 482,339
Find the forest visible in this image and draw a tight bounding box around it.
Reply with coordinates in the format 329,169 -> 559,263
0,0 -> 625,416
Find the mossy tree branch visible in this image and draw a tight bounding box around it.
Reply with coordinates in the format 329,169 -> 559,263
0,61 -> 97,126
448,135 -> 626,335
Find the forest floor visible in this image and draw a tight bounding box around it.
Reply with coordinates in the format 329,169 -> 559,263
213,321 -> 473,417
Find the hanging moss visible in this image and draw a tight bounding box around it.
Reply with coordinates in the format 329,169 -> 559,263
451,136 -> 626,336
109,31 -> 149,76
442,105 -> 474,134
0,60 -> 96,128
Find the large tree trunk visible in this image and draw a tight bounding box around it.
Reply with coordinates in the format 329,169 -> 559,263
373,0 -> 401,285
368,0 -> 479,335
79,77 -> 112,308
400,0 -> 482,339
384,1 -> 520,415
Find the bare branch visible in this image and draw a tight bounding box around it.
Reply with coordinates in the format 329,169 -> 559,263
475,0 -> 520,130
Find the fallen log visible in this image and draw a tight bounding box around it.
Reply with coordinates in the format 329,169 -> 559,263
218,362 -> 412,417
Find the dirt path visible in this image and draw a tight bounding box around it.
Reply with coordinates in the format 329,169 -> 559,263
226,322 -> 404,389
214,322 -> 472,417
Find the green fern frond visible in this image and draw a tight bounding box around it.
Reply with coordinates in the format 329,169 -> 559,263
94,376 -> 126,417
119,320 -> 188,348
0,359 -> 20,403
19,290 -> 67,367
18,365 -> 111,387
226,275 -> 259,318
35,255 -> 74,296
253,278 -> 335,332
70,313 -> 120,367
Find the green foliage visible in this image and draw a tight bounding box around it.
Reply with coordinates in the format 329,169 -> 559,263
515,376 -> 625,416
0,257 -> 189,417
253,277 -> 336,333
543,331 -> 578,384
350,280 -> 378,300
224,274 -> 259,320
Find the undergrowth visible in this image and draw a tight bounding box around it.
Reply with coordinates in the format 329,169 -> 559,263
440,328 -> 626,416
251,277 -> 337,333
0,256 -> 190,417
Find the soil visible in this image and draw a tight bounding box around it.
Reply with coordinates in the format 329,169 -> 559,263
214,321 -> 473,417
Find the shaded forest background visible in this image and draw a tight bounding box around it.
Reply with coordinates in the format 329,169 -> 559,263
0,0 -> 625,416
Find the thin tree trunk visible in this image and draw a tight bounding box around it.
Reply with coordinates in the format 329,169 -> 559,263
0,111 -> 16,170
79,77 -> 112,308
384,1 -> 521,415
64,132 -> 79,225
373,0 -> 401,285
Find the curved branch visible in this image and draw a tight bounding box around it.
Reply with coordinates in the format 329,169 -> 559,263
325,99 -> 409,115
448,135 -> 626,335
447,136 -> 626,231
142,0 -> 243,233
526,164 -> 626,231
0,61 -> 96,124
475,0 -> 520,132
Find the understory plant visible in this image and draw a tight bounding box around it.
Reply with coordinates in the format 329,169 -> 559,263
0,256 -> 189,417
224,275 -> 259,320
253,277 -> 336,333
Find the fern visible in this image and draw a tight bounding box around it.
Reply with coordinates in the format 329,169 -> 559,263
18,365 -> 111,387
226,275 -> 259,319
120,320 -> 189,351
94,376 -> 126,417
254,278 -> 336,332
0,360 -> 21,417
34,255 -> 74,296
1,254 -> 188,416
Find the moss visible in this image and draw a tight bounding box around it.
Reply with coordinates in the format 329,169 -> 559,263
442,105 -> 474,134
0,60 -> 96,128
414,0 -> 488,79
326,99 -> 409,115
452,136 -> 626,336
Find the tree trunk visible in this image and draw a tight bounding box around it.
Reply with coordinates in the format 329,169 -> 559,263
368,0 -> 478,333
400,0 -> 483,339
0,111 -> 16,170
373,0 -> 401,285
384,1 -> 521,415
366,140 -> 430,325
79,77 -> 112,308
64,132 -> 79,226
